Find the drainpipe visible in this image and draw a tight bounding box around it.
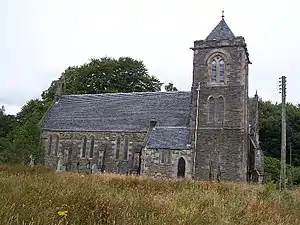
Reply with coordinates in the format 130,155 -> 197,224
193,82 -> 201,178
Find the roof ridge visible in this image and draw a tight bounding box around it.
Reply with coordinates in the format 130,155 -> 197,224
61,91 -> 191,98
154,126 -> 189,129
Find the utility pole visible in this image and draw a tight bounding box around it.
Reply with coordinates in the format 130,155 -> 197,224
279,76 -> 287,191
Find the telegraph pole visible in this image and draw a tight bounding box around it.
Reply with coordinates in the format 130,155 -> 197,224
279,76 -> 287,190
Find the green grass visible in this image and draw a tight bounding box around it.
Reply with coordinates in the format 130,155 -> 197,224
1,165 -> 300,225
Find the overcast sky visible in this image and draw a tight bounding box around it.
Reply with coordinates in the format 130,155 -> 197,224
1,0 -> 299,115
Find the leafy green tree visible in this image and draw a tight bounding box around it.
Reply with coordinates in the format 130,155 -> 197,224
164,82 -> 178,91
259,101 -> 300,166
4,56 -> 164,164
0,106 -> 16,138
2,100 -> 48,163
264,156 -> 300,186
42,57 -> 163,104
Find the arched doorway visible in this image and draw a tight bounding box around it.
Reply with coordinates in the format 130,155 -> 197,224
177,157 -> 186,178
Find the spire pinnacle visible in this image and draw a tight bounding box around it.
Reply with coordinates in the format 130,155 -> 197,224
221,10 -> 224,19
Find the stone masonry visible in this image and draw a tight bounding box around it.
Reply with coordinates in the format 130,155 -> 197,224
40,14 -> 264,182
42,131 -> 145,174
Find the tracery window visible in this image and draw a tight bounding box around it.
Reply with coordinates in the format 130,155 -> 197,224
211,56 -> 225,84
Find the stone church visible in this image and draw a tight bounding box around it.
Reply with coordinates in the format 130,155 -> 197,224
40,14 -> 264,182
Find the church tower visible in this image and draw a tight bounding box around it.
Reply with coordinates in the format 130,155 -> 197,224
190,13 -> 251,181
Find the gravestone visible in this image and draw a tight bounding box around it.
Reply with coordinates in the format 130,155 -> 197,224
91,164 -> 97,174
56,153 -> 64,172
29,154 -> 35,167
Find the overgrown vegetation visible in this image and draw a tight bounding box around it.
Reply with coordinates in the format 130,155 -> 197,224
1,165 -> 300,225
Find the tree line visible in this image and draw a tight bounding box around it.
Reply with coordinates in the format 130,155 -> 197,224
0,56 -> 299,184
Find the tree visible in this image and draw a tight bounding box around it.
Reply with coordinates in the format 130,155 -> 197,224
42,57 -> 163,103
2,100 -> 48,163
164,82 -> 178,91
3,56 -> 164,164
259,100 -> 300,166
0,105 -> 5,114
0,105 -> 16,139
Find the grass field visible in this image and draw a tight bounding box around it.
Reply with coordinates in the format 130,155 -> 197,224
1,165 -> 300,225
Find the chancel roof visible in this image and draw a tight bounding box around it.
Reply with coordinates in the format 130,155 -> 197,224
146,127 -> 190,149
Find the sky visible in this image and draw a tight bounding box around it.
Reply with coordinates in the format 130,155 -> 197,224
0,0 -> 299,115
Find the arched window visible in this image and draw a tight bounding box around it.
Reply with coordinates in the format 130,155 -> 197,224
89,136 -> 95,159
54,135 -> 59,156
48,135 -> 52,156
161,149 -> 166,163
116,136 -> 121,159
216,96 -> 225,123
219,60 -> 225,83
167,150 -> 172,164
211,60 -> 217,82
208,97 -> 216,123
210,56 -> 225,84
124,137 -> 129,160
81,136 -> 87,158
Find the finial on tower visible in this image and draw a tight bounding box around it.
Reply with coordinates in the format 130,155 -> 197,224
221,10 -> 224,19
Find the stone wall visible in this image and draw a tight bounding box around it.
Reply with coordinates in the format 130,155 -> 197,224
41,131 -> 146,173
142,148 -> 193,178
195,129 -> 245,181
190,37 -> 250,181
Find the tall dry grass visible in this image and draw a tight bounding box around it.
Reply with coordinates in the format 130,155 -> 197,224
0,165 -> 300,225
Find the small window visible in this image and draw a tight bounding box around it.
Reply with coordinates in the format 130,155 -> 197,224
89,136 -> 95,158
54,135 -> 59,156
48,135 -> 52,156
81,136 -> 87,158
217,96 -> 225,123
161,149 -> 166,164
160,149 -> 171,164
116,136 -> 121,159
208,97 -> 216,123
124,137 -> 129,160
167,150 -> 172,164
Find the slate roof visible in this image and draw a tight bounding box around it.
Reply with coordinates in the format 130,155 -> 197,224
146,127 -> 190,149
205,18 -> 235,41
41,91 -> 191,132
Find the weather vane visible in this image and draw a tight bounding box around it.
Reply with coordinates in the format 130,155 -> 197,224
222,10 -> 224,19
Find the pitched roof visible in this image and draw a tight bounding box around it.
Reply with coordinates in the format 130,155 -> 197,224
205,18 -> 235,41
146,127 -> 190,149
41,91 -> 191,132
